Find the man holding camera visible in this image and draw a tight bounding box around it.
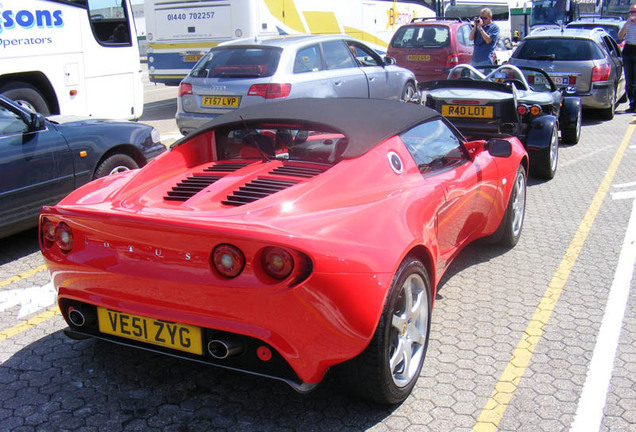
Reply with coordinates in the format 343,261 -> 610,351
469,8 -> 499,66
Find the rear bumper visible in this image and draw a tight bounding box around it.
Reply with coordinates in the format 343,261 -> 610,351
574,83 -> 614,109
175,111 -> 222,135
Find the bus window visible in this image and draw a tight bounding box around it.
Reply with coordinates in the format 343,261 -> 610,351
87,0 -> 133,46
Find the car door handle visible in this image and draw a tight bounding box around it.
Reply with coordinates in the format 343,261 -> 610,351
334,81 -> 343,86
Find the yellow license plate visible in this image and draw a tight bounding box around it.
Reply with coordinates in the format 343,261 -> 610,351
407,54 -> 430,61
184,54 -> 203,62
201,96 -> 241,108
441,104 -> 493,118
97,307 -> 203,355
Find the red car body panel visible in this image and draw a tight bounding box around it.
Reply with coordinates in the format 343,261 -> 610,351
40,98 -> 527,389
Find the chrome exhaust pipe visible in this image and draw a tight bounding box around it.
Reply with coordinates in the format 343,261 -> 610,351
68,308 -> 86,327
207,338 -> 244,359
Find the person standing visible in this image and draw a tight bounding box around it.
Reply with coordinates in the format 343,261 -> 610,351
619,4 -> 636,112
470,8 -> 500,66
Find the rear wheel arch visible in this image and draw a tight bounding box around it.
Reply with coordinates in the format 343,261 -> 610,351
0,72 -> 60,115
402,246 -> 436,300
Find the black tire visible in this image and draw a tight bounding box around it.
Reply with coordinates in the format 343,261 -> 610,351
337,256 -> 431,405
600,88 -> 616,120
492,165 -> 527,247
401,82 -> 417,102
561,105 -> 582,145
532,124 -> 558,180
94,154 -> 139,179
0,82 -> 51,115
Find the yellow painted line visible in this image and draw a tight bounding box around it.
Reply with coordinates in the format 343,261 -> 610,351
0,306 -> 61,342
473,123 -> 636,432
0,265 -> 47,289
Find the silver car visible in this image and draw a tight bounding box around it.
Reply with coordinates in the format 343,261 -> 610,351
508,28 -> 625,119
176,35 -> 418,134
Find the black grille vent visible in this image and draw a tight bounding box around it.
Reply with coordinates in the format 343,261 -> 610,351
222,178 -> 299,207
269,165 -> 328,178
164,174 -> 223,202
203,162 -> 250,173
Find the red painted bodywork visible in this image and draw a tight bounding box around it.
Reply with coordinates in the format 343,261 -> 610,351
40,122 -> 527,386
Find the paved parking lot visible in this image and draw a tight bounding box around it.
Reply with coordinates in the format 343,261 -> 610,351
0,77 -> 635,430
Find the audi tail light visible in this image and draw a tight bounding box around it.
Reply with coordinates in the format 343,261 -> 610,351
247,83 -> 291,99
178,82 -> 193,97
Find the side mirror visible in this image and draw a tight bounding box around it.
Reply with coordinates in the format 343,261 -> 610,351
486,138 -> 512,157
464,140 -> 485,156
384,56 -> 396,66
29,113 -> 46,131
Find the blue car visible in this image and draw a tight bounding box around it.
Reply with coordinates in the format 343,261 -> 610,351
0,95 -> 166,238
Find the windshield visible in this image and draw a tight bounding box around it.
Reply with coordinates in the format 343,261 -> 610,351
444,4 -> 509,20
215,127 -> 349,164
190,47 -> 282,78
567,23 -> 620,42
514,38 -> 605,61
390,25 -> 451,48
530,0 -> 568,27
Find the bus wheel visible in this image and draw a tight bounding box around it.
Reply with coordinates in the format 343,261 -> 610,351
0,82 -> 51,115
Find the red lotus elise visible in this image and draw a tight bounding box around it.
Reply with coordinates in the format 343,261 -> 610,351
40,98 -> 528,405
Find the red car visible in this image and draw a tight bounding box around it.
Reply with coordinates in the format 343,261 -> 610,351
387,18 -> 474,83
40,98 -> 528,405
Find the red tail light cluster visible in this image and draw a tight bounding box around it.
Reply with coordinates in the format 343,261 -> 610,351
212,244 -> 245,278
247,83 -> 291,99
445,53 -> 459,70
41,218 -> 74,253
211,243 -> 309,281
178,82 -> 193,97
517,104 -> 542,116
591,64 -> 611,82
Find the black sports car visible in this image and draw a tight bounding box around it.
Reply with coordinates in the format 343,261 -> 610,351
420,64 -> 582,179
0,95 -> 166,238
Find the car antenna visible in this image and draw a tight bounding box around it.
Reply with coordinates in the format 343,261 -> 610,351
239,115 -> 270,162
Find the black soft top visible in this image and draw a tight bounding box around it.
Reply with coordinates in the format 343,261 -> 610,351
182,98 -> 441,159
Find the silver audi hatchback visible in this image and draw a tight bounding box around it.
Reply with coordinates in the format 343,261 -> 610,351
176,34 -> 418,135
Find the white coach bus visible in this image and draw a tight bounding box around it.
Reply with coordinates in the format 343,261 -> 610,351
0,0 -> 143,119
144,0 -> 435,86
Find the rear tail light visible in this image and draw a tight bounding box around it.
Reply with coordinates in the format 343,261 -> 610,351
41,218 -> 74,253
248,83 -> 291,99
527,75 -> 535,84
569,76 -> 577,85
444,53 -> 459,70
529,105 -> 542,116
517,105 -> 528,115
178,82 -> 193,97
261,246 -> 294,280
55,222 -> 74,253
212,244 -> 245,278
41,217 -> 56,249
591,64 -> 611,82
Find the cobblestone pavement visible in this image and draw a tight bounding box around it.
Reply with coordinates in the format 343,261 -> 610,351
0,104 -> 635,431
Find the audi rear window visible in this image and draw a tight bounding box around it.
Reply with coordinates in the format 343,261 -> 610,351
514,38 -> 605,61
190,47 -> 282,78
390,25 -> 450,49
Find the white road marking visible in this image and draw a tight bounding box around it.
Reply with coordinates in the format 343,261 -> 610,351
570,190 -> 636,431
0,282 -> 56,319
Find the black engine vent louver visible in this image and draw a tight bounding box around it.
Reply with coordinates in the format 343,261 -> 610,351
164,174 -> 223,202
203,162 -> 250,172
222,178 -> 299,207
269,164 -> 328,178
